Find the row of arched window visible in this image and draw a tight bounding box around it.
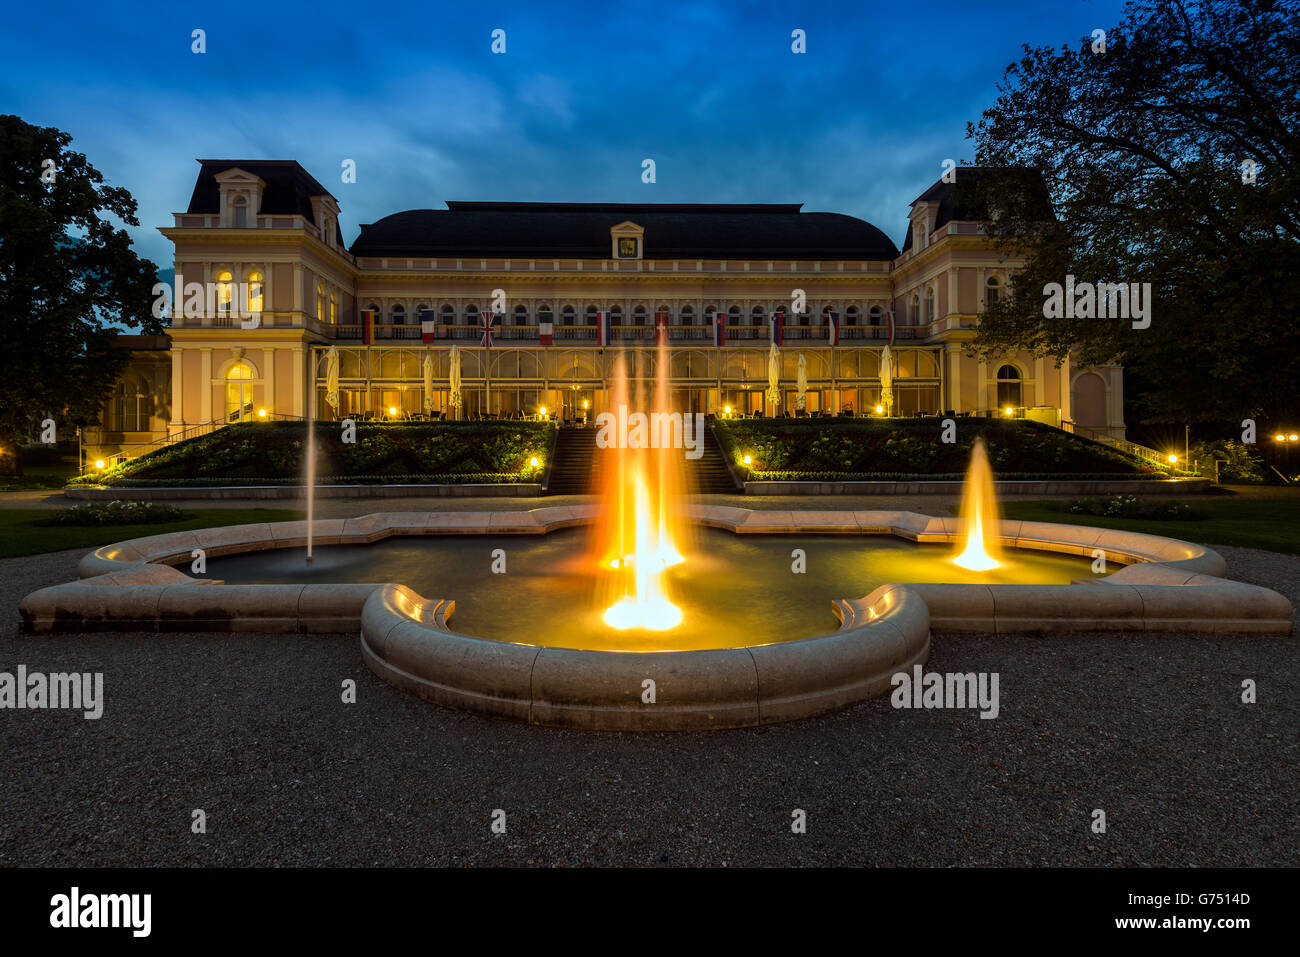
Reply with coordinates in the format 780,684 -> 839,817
361,303 -> 907,326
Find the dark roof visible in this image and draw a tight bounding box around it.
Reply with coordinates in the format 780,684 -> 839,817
186,160 -> 335,224
350,202 -> 899,260
901,166 -> 1052,251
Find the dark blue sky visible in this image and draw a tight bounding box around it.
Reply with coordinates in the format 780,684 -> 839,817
3,0 -> 1128,269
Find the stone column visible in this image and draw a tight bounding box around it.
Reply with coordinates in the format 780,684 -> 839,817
976,357 -> 987,413
1060,354 -> 1073,423
293,347 -> 305,417
263,347 -> 276,414
170,348 -> 184,432
200,348 -> 213,422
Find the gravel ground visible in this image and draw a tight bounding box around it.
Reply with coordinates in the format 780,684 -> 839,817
0,536 -> 1295,867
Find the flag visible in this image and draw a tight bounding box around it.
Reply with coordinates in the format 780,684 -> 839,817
420,308 -> 437,344
885,309 -> 896,345
653,310 -> 669,346
480,310 -> 498,348
360,308 -> 374,345
828,311 -> 839,346
769,309 -> 784,346
539,320 -> 554,345
713,310 -> 726,347
596,310 -> 611,348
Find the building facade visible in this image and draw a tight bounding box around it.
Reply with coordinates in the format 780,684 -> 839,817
85,160 -> 1126,463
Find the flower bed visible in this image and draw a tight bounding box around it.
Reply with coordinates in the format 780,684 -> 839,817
715,418 -> 1158,479
37,501 -> 194,526
72,422 -> 553,487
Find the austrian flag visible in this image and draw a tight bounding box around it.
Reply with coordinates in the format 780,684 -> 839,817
596,310 -> 611,347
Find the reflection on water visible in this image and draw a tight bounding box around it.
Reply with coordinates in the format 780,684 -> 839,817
193,527 -> 1108,651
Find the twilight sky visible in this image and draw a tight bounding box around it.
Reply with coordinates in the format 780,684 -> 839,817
2,0 -> 1128,270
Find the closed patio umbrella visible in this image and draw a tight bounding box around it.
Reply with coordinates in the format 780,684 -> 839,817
765,342 -> 781,410
422,350 -> 435,413
796,353 -> 807,410
448,345 -> 463,415
880,344 -> 894,416
324,345 -> 340,415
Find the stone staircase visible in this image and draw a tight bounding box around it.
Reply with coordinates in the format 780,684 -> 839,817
545,424 -> 741,495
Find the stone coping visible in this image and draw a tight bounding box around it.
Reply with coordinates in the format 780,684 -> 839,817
18,506 -> 1293,731
746,478 -> 1213,495
64,483 -> 542,501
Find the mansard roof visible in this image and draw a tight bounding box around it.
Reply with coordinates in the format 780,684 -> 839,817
186,160 -> 336,224
350,202 -> 900,260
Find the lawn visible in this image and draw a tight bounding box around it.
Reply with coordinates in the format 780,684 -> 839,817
1000,494 -> 1300,556
0,508 -> 305,559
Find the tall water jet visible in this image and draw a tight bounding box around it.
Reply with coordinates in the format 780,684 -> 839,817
952,436 -> 1001,571
593,347 -> 690,633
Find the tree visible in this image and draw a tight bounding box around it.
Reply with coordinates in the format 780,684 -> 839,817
963,0 -> 1300,426
0,115 -> 162,474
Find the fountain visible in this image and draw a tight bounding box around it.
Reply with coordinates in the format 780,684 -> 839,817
27,376 -> 1293,729
596,345 -> 689,632
952,437 -> 1001,571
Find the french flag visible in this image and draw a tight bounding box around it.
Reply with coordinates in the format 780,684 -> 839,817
596,310 -> 611,347
360,308 -> 375,345
713,310 -> 726,347
828,311 -> 839,346
420,307 -> 437,344
770,309 -> 784,346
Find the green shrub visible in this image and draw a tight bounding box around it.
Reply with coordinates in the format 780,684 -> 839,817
37,501 -> 194,526
1063,495 -> 1204,520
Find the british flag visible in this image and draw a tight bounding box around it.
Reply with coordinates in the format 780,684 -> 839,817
480,310 -> 499,348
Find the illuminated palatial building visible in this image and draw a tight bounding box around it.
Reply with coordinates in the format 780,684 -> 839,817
87,159 -> 1126,462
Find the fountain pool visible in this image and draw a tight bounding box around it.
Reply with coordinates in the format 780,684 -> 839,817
190,526 -> 1110,651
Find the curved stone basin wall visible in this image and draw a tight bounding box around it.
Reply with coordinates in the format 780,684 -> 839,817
18,508 -> 1293,731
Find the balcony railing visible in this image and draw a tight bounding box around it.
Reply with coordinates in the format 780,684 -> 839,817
325,323 -> 929,343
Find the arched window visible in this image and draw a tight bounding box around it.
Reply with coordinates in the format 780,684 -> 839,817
112,374 -> 152,432
330,291 -> 338,325
610,305 -> 624,326
868,305 -> 883,327
728,305 -> 741,323
585,305 -> 599,325
680,305 -> 694,326
910,294 -> 920,325
232,196 -> 247,228
560,304 -> 575,325
246,270 -> 263,314
633,304 -> 647,324
514,304 -> 529,326
465,304 -> 479,325
316,283 -> 326,321
751,305 -> 764,325
846,305 -> 860,326
925,287 -> 935,323
996,364 -> 1022,408
391,304 -> 405,325
216,270 -> 234,317
440,304 -> 455,325
225,361 -> 255,422
537,304 -> 553,324
986,276 -> 1001,308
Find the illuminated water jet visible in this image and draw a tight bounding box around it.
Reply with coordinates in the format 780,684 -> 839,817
953,436 -> 1002,572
